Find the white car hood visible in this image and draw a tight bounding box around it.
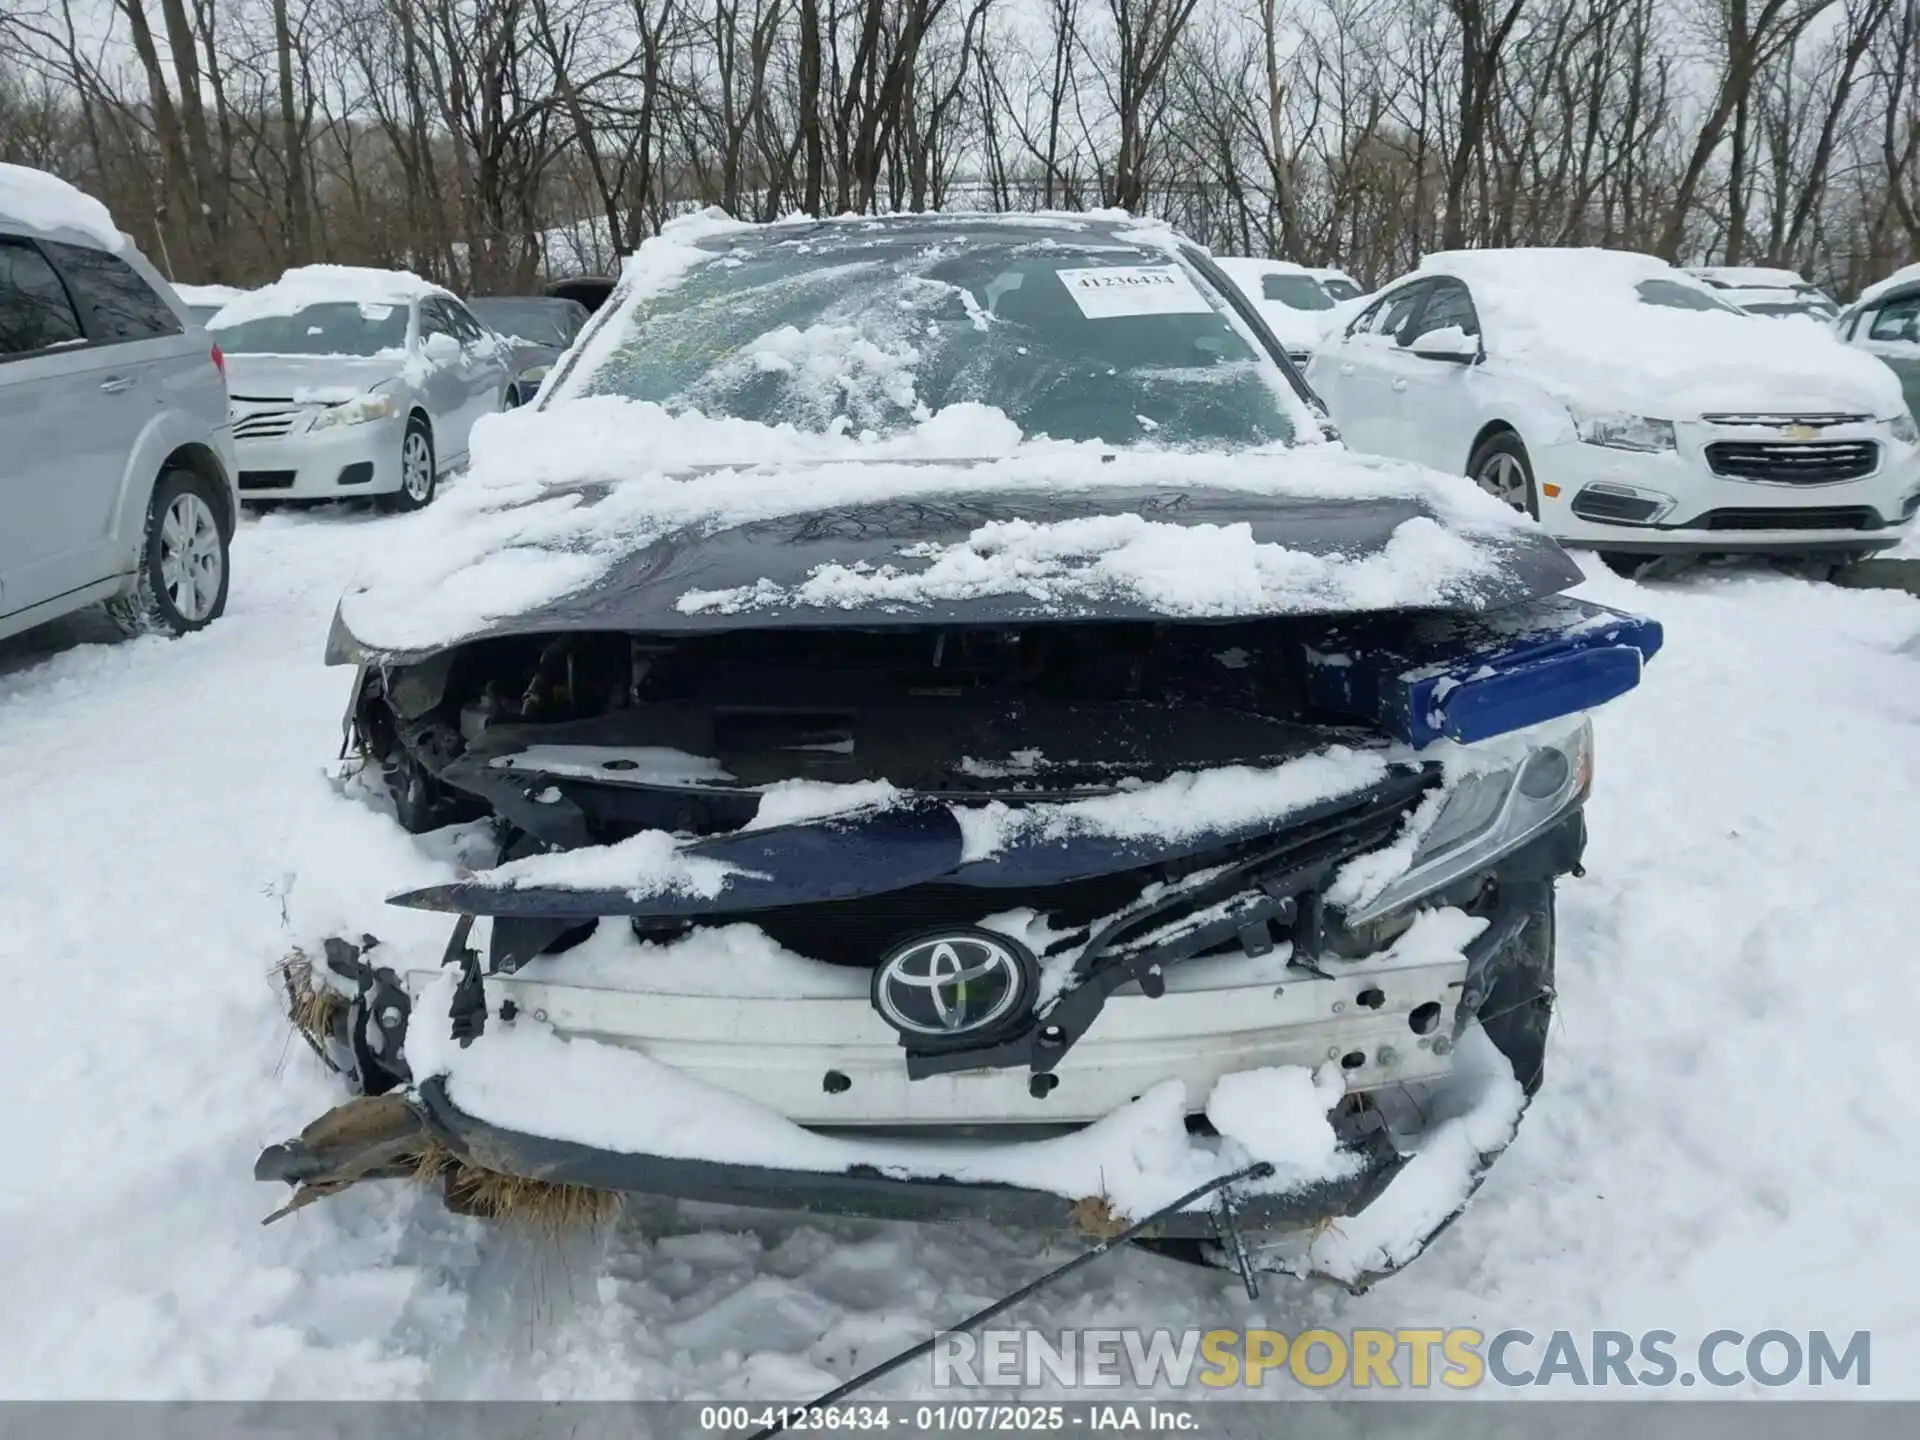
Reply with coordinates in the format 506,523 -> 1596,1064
222,353 -> 408,403
1488,316 -> 1907,419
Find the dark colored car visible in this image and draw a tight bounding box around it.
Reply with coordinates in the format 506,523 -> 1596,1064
257,213 -> 1660,1286
468,295 -> 590,405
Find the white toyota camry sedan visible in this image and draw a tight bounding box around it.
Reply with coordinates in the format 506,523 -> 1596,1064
1306,248 -> 1920,563
209,266 -> 515,510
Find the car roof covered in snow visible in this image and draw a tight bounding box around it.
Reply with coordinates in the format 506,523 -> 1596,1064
208,264 -> 450,329
0,163 -> 125,250
1858,261 -> 1920,310
1213,256 -> 1321,281
173,282 -> 251,308
1407,247 -> 1905,416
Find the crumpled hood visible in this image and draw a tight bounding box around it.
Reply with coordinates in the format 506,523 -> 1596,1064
222,353 -> 405,403
326,424 -> 1580,665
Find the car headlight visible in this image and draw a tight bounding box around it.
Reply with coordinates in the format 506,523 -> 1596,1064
518,364 -> 552,386
1888,412 -> 1919,445
1569,407 -> 1676,452
310,393 -> 397,431
1341,717 -> 1593,926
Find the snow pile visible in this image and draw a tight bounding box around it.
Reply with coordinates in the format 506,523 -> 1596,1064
0,163 -> 122,247
208,265 -> 445,329
677,511 -> 1505,620
952,746 -> 1394,862
408,966 -> 1359,1219
1418,248 -> 1904,417
520,920 -> 867,999
467,828 -> 746,901
747,778 -> 902,831
173,282 -> 249,309
1305,1025 -> 1525,1283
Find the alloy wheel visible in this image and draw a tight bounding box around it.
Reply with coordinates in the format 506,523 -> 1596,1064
403,430 -> 433,501
1478,452 -> 1529,509
157,493 -> 222,623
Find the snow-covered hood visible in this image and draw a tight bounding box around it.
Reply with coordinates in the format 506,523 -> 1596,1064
1490,317 -> 1906,418
222,353 -> 406,403
326,398 -> 1577,664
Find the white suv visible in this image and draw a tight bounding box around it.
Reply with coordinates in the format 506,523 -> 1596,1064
0,165 -> 237,642
1308,248 -> 1920,564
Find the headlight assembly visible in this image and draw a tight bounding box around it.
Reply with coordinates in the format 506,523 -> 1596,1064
1889,412 -> 1919,446
1569,407 -> 1676,452
310,393 -> 397,431
1341,717 -> 1593,926
518,364 -> 553,387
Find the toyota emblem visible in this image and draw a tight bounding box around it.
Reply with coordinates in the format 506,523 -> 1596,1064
872,928 -> 1037,1048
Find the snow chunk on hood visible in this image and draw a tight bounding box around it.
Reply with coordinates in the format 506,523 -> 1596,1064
676,509 -> 1502,620
465,828 -> 746,902
208,264 -> 445,329
1418,248 -> 1904,417
0,163 -> 122,249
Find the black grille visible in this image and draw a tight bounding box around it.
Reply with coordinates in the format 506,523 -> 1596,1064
237,470 -> 297,491
1696,506 -> 1883,532
1705,440 -> 1878,484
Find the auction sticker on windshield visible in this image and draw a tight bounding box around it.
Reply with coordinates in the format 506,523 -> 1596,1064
1056,265 -> 1213,318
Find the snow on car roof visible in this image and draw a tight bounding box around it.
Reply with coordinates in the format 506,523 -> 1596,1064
1412,247 -> 1903,416
172,282 -> 250,308
1214,256 -> 1319,279
207,264 -> 447,328
1690,264 -> 1811,290
1858,261 -> 1920,309
0,163 -> 123,249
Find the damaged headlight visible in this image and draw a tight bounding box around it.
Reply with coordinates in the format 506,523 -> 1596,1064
1343,717 -> 1593,925
1569,407 -> 1676,452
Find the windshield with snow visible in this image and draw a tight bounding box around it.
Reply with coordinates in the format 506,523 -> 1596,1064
212,301 -> 410,356
470,298 -> 576,346
576,232 -> 1298,447
1634,279 -> 1743,314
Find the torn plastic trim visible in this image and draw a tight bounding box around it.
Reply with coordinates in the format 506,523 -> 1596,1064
1306,596 -> 1662,748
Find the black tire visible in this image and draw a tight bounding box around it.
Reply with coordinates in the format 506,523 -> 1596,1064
106,467 -> 231,637
1465,430 -> 1539,518
377,414 -> 436,513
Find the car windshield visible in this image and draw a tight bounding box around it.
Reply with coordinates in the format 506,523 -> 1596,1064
1744,300 -> 1831,319
211,301 -> 410,355
1319,277 -> 1363,301
1634,278 -> 1743,314
470,299 -> 574,345
1261,274 -> 1335,311
573,230 -> 1298,448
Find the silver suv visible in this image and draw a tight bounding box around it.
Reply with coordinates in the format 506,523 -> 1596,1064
0,166 -> 238,643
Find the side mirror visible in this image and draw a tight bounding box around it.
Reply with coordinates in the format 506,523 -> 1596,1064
1410,326 -> 1482,365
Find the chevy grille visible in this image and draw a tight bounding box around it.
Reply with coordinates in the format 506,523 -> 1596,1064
1705,440 -> 1878,485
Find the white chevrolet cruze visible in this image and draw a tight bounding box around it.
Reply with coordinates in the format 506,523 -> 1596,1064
209,266 -> 514,510
1307,248 -> 1920,564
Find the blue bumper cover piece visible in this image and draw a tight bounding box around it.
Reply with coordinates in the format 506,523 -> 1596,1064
1303,596 -> 1662,748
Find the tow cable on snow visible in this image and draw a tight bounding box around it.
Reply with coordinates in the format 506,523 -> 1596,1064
744,1161 -> 1276,1440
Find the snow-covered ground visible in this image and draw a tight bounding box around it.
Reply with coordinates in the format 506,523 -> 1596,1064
2,510 -> 1918,1398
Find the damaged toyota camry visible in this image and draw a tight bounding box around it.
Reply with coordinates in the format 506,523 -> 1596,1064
257,212 -> 1662,1287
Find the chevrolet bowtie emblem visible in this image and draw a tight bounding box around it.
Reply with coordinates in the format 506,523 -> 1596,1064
1783,424 -> 1817,440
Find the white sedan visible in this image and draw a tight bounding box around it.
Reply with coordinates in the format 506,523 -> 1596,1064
1307,248 -> 1920,562
209,267 -> 515,510
1208,256 -> 1339,371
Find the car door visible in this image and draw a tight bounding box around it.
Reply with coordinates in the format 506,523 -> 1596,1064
1373,277 -> 1485,469
0,234 -> 170,619
1321,280 -> 1433,459
415,299 -> 472,462
1852,292 -> 1920,421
